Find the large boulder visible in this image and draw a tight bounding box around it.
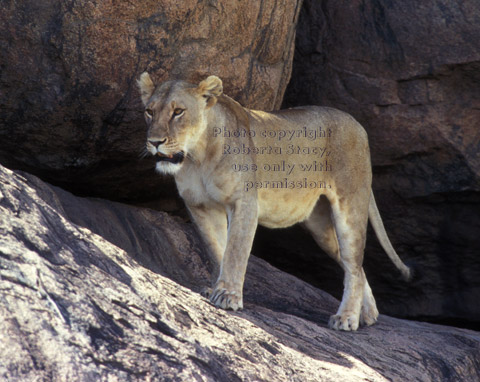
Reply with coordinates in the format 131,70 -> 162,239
276,0 -> 480,327
0,0 -> 301,202
1,164 -> 480,381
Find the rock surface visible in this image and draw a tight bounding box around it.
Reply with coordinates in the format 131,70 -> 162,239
275,0 -> 480,328
1,166 -> 480,381
0,0 -> 301,202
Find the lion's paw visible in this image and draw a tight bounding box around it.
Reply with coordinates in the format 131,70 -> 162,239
209,287 -> 243,311
360,302 -> 379,327
201,287 -> 213,299
329,312 -> 360,331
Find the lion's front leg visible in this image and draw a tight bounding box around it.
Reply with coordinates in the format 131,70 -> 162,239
187,205 -> 228,286
210,198 -> 258,311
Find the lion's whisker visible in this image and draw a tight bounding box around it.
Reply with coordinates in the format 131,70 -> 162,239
138,146 -> 150,159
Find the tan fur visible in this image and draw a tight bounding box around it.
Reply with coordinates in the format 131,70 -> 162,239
138,73 -> 411,331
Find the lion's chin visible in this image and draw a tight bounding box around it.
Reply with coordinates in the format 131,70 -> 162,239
155,161 -> 183,175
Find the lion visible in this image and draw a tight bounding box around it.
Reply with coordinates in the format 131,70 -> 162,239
137,73 -> 411,331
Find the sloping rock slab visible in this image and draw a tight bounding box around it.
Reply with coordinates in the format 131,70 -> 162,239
1,164 -> 479,381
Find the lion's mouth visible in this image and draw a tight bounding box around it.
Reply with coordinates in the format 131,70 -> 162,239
155,151 -> 185,164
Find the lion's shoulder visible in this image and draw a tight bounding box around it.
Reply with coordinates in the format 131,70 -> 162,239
216,95 -> 250,129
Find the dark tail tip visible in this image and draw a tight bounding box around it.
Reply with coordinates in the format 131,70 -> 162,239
403,260 -> 419,282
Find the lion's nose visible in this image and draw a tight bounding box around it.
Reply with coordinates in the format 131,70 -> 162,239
149,138 -> 167,149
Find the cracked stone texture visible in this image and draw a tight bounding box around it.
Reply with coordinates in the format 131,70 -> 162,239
1,166 -> 480,381
274,0 -> 480,328
0,0 -> 301,202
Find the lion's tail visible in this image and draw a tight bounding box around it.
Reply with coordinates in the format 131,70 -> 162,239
369,191 -> 412,281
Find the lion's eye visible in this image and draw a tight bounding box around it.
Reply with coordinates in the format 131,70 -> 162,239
145,109 -> 153,118
173,108 -> 184,117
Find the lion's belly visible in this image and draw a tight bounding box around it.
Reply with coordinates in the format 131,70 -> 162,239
257,188 -> 322,228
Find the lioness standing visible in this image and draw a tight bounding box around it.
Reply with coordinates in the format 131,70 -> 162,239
137,73 -> 411,331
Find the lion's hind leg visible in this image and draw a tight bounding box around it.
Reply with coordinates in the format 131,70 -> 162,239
360,270 -> 379,326
304,195 -> 377,330
328,195 -> 370,331
303,195 -> 341,264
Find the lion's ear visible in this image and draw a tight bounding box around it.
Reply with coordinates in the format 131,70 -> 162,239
137,72 -> 155,106
197,75 -> 223,108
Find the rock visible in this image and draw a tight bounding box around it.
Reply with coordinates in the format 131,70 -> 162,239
0,0 -> 301,202
276,0 -> 480,328
1,166 -> 480,381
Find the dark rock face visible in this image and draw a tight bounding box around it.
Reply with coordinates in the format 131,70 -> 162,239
0,0 -> 301,202
1,164 -> 480,381
273,0 -> 480,327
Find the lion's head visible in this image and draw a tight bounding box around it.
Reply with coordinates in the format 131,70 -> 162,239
137,73 -> 223,174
